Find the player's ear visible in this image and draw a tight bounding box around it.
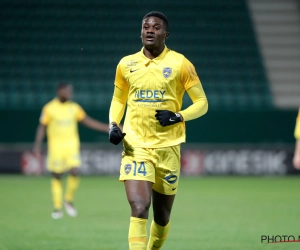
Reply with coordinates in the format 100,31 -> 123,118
165,32 -> 169,39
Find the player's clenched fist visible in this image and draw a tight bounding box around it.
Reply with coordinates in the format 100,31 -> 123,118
109,123 -> 126,145
155,110 -> 183,126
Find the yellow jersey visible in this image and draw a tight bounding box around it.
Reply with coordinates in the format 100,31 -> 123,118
40,98 -> 86,149
114,46 -> 203,148
295,108 -> 300,139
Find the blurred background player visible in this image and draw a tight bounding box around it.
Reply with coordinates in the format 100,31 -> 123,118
109,11 -> 208,250
293,108 -> 300,169
33,82 -> 109,219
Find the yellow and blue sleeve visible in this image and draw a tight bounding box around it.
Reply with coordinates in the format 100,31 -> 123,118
109,62 -> 129,124
114,62 -> 129,91
179,83 -> 208,121
39,106 -> 50,125
75,104 -> 86,121
179,57 -> 208,121
109,86 -> 128,125
180,57 -> 201,90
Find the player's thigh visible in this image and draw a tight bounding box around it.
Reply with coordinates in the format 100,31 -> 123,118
152,189 -> 175,225
65,147 -> 81,171
47,149 -> 66,174
125,180 -> 153,208
152,145 -> 181,195
120,147 -> 156,183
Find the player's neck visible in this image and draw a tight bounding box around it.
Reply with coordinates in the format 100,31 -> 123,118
143,45 -> 165,59
58,97 -> 68,103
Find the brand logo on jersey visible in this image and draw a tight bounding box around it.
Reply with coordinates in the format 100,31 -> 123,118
163,67 -> 172,78
124,164 -> 132,175
164,174 -> 178,184
134,90 -> 166,102
130,68 -> 140,73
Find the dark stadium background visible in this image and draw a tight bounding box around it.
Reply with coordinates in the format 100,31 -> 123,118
0,0 -> 298,174
0,1 -> 300,249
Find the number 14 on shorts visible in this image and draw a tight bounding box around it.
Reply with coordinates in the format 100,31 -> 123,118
133,161 -> 147,176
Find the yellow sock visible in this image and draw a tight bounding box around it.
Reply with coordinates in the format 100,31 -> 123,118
51,178 -> 62,210
147,220 -> 170,250
64,175 -> 79,203
128,217 -> 148,250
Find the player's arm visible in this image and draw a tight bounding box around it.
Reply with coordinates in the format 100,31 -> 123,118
33,107 -> 49,155
109,62 -> 128,145
155,57 -> 208,126
155,83 -> 208,126
179,83 -> 208,121
293,110 -> 300,169
109,86 -> 128,125
75,103 -> 109,133
294,140 -> 300,169
80,116 -> 109,133
33,124 -> 46,155
109,86 -> 128,145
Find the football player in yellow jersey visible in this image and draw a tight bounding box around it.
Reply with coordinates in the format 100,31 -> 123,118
109,11 -> 208,250
293,108 -> 300,169
33,83 -> 109,219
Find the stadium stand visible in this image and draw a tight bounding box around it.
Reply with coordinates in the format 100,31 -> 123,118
0,0 -> 273,111
248,0 -> 300,109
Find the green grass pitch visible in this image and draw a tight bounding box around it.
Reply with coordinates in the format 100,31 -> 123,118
0,175 -> 300,250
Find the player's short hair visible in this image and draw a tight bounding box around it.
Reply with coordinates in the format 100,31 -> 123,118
56,82 -> 71,91
143,11 -> 169,31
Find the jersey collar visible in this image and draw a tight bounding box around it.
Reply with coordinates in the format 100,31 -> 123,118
140,46 -> 168,65
54,97 -> 71,104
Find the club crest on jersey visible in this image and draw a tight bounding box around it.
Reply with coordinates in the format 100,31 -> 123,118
124,164 -> 132,175
163,67 -> 172,78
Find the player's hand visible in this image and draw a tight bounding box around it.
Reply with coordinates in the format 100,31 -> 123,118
155,110 -> 183,126
109,123 -> 126,145
293,155 -> 300,169
32,145 -> 42,159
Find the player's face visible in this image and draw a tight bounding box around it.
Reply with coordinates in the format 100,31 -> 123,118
141,17 -> 169,49
58,85 -> 73,101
